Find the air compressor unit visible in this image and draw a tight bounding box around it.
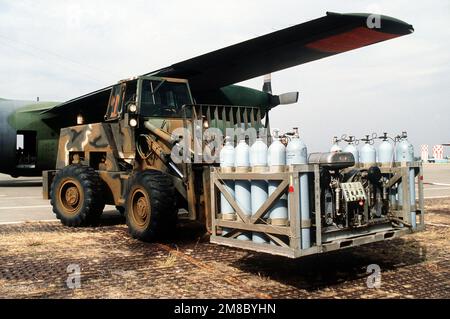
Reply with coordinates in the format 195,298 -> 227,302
209,134 -> 424,258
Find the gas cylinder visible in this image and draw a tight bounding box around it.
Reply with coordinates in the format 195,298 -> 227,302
396,131 -> 416,229
250,138 -> 268,167
359,135 -> 377,165
330,136 -> 342,152
378,132 -> 394,165
286,128 -> 307,164
343,136 -> 359,165
376,132 -> 396,210
219,137 -> 235,236
396,132 -> 414,162
268,129 -> 286,167
234,139 -> 252,240
267,129 -> 288,228
286,127 -> 311,249
250,138 -> 269,244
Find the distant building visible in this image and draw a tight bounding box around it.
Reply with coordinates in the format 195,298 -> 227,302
420,144 -> 449,163
420,145 -> 428,162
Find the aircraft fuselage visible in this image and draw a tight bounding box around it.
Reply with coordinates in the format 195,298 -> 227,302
0,98 -> 59,177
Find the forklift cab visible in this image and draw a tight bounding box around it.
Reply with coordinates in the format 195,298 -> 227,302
138,77 -> 193,118
104,76 -> 193,122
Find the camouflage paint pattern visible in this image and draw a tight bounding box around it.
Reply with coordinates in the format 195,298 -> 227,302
98,170 -> 125,206
56,122 -> 135,170
55,122 -> 137,205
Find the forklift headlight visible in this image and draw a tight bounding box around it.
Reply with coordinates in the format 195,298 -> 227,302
128,104 -> 137,113
129,118 -> 138,127
203,119 -> 209,129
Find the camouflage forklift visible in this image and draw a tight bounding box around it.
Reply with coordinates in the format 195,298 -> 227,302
43,75 -> 424,258
43,75 -> 265,241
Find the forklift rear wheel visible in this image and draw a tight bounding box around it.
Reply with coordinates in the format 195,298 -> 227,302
125,170 -> 177,241
50,164 -> 105,227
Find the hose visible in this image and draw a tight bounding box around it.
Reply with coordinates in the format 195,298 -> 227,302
136,134 -> 153,160
137,134 -> 184,179
387,214 -> 412,228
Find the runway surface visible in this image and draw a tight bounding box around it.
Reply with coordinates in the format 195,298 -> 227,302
421,163 -> 450,199
0,164 -> 449,223
0,174 -> 118,223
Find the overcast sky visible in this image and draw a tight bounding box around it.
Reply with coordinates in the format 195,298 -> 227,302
0,0 -> 449,155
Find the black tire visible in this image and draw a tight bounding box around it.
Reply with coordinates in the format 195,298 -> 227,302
125,170 -> 177,241
50,164 -> 105,227
116,206 -> 125,215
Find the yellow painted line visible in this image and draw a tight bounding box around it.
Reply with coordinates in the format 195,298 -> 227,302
0,219 -> 57,225
0,205 -> 51,210
428,183 -> 450,186
424,195 -> 450,199
0,196 -> 43,199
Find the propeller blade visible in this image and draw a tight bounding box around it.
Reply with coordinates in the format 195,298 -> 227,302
263,73 -> 298,107
262,74 -> 272,94
278,91 -> 299,105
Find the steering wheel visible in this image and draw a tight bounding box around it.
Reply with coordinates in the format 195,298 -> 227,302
162,106 -> 178,115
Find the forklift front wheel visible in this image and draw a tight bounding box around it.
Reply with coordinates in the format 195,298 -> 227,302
125,170 -> 177,241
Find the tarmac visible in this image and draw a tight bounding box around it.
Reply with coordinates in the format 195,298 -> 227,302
0,164 -> 449,223
421,163 -> 450,199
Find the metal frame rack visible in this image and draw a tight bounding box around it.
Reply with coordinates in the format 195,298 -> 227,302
378,161 -> 425,230
209,162 -> 424,258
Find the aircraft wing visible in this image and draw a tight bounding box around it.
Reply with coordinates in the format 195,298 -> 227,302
44,12 -> 413,114
152,12 -> 413,91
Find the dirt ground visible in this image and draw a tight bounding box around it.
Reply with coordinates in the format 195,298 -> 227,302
0,199 -> 448,299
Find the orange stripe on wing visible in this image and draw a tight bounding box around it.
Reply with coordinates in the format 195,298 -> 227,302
306,27 -> 400,53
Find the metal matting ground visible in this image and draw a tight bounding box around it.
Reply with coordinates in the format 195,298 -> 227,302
0,199 -> 449,299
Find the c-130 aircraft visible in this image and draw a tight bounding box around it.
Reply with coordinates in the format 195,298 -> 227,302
0,12 -> 413,178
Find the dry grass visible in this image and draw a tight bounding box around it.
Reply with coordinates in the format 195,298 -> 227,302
424,198 -> 450,225
157,252 -> 178,268
26,239 -> 44,247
